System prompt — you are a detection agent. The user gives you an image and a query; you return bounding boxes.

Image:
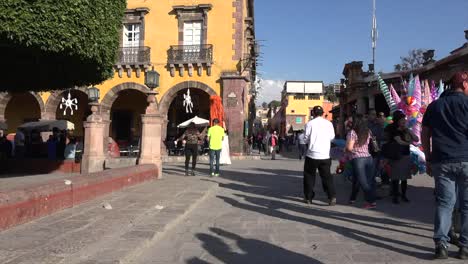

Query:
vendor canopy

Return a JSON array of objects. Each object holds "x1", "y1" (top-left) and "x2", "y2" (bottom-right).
[
  {"x1": 18, "y1": 120, "x2": 75, "y2": 132},
  {"x1": 177, "y1": 116, "x2": 210, "y2": 128}
]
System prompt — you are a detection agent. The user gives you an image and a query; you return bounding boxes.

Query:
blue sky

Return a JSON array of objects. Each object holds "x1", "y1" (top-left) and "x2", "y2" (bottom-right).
[{"x1": 255, "y1": 0, "x2": 468, "y2": 103}]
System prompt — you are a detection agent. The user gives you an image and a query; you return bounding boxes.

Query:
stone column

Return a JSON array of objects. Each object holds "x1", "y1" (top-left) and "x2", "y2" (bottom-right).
[
  {"x1": 160, "y1": 117, "x2": 168, "y2": 156},
  {"x1": 368, "y1": 94, "x2": 375, "y2": 110},
  {"x1": 138, "y1": 91, "x2": 163, "y2": 178},
  {"x1": 81, "y1": 102, "x2": 106, "y2": 174},
  {"x1": 221, "y1": 74, "x2": 249, "y2": 155},
  {"x1": 357, "y1": 97, "x2": 367, "y2": 115}
]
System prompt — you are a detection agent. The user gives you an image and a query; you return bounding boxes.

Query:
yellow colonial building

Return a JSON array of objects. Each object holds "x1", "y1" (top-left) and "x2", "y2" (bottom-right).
[
  {"x1": 0, "y1": 0, "x2": 257, "y2": 155},
  {"x1": 271, "y1": 81, "x2": 324, "y2": 136}
]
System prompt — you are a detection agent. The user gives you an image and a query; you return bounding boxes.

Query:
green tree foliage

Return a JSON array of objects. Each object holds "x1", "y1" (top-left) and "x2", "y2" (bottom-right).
[
  {"x1": 0, "y1": 0, "x2": 126, "y2": 91},
  {"x1": 324, "y1": 85, "x2": 338, "y2": 102}
]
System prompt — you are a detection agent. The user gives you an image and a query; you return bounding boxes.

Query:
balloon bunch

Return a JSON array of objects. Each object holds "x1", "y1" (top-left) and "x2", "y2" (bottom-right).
[{"x1": 379, "y1": 74, "x2": 445, "y2": 175}]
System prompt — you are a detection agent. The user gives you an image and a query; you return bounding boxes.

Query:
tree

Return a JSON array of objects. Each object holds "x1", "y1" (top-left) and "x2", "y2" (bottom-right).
[
  {"x1": 394, "y1": 49, "x2": 427, "y2": 71},
  {"x1": 268, "y1": 100, "x2": 281, "y2": 108},
  {"x1": 324, "y1": 85, "x2": 338, "y2": 103},
  {"x1": 0, "y1": 0, "x2": 126, "y2": 91},
  {"x1": 261, "y1": 102, "x2": 268, "y2": 109}
]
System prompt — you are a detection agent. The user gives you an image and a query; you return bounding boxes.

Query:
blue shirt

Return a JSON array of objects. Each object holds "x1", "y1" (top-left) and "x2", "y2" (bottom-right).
[{"x1": 422, "y1": 91, "x2": 468, "y2": 163}]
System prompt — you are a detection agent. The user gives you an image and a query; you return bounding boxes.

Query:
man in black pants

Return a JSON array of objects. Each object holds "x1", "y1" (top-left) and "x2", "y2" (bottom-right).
[
  {"x1": 303, "y1": 106, "x2": 336, "y2": 205},
  {"x1": 179, "y1": 122, "x2": 201, "y2": 176}
]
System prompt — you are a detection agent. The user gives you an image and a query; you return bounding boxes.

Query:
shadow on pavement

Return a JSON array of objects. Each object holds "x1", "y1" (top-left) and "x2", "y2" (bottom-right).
[
  {"x1": 217, "y1": 194, "x2": 433, "y2": 260},
  {"x1": 187, "y1": 228, "x2": 324, "y2": 264}
]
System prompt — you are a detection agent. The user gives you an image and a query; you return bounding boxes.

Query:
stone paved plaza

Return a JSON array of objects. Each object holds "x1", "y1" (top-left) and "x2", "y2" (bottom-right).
[
  {"x1": 134, "y1": 155, "x2": 464, "y2": 264},
  {"x1": 0, "y1": 153, "x2": 466, "y2": 264}
]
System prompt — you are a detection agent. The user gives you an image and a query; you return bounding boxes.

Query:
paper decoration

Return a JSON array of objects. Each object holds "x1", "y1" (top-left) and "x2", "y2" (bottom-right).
[
  {"x1": 377, "y1": 74, "x2": 397, "y2": 113},
  {"x1": 390, "y1": 84, "x2": 401, "y2": 105},
  {"x1": 59, "y1": 91, "x2": 78, "y2": 116},
  {"x1": 183, "y1": 89, "x2": 193, "y2": 114}
]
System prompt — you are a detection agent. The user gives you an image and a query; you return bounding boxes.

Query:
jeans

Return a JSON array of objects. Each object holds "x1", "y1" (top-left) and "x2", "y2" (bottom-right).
[
  {"x1": 303, "y1": 157, "x2": 336, "y2": 200},
  {"x1": 433, "y1": 162, "x2": 468, "y2": 248},
  {"x1": 349, "y1": 156, "x2": 376, "y2": 203},
  {"x1": 299, "y1": 144, "x2": 306, "y2": 159},
  {"x1": 209, "y1": 149, "x2": 221, "y2": 175}
]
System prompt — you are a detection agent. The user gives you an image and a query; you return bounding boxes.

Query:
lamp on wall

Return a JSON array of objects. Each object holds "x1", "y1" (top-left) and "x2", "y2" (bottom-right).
[
  {"x1": 145, "y1": 66, "x2": 160, "y2": 90},
  {"x1": 87, "y1": 87, "x2": 100, "y2": 102}
]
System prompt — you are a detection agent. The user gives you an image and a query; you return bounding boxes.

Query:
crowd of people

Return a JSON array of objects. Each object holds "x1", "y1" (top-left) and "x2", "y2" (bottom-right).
[
  {"x1": 0, "y1": 127, "x2": 82, "y2": 161},
  {"x1": 300, "y1": 71, "x2": 467, "y2": 260}
]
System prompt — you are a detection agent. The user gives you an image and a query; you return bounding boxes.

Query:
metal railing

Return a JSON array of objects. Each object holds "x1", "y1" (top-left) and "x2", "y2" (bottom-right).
[
  {"x1": 117, "y1": 46, "x2": 151, "y2": 65},
  {"x1": 168, "y1": 44, "x2": 213, "y2": 64}
]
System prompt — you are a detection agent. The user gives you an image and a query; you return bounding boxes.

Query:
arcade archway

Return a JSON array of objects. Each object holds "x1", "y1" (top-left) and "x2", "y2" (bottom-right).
[
  {"x1": 4, "y1": 92, "x2": 42, "y2": 133},
  {"x1": 54, "y1": 90, "x2": 90, "y2": 138},
  {"x1": 109, "y1": 89, "x2": 147, "y2": 145},
  {"x1": 166, "y1": 88, "x2": 211, "y2": 138}
]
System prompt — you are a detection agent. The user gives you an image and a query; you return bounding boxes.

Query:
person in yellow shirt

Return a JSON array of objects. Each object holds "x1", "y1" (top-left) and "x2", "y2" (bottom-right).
[{"x1": 207, "y1": 118, "x2": 224, "y2": 177}]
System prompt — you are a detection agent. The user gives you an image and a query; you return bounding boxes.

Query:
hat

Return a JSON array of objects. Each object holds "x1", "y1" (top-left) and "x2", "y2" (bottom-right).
[{"x1": 312, "y1": 105, "x2": 324, "y2": 116}]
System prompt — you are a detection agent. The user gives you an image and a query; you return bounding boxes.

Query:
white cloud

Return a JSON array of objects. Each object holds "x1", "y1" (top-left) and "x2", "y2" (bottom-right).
[{"x1": 256, "y1": 79, "x2": 284, "y2": 105}]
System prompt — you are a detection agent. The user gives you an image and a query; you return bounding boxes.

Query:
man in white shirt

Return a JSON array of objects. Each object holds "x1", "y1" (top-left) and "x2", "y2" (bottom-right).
[{"x1": 303, "y1": 106, "x2": 336, "y2": 205}]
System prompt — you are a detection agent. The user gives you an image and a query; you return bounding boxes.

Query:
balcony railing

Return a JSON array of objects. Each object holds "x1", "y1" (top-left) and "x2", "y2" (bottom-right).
[
  {"x1": 168, "y1": 44, "x2": 213, "y2": 65},
  {"x1": 116, "y1": 46, "x2": 151, "y2": 65}
]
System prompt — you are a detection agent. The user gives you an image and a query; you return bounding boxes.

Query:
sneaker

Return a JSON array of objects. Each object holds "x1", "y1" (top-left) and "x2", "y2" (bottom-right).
[
  {"x1": 458, "y1": 247, "x2": 468, "y2": 260},
  {"x1": 214, "y1": 173, "x2": 220, "y2": 177},
  {"x1": 185, "y1": 170, "x2": 189, "y2": 176},
  {"x1": 210, "y1": 173, "x2": 215, "y2": 177},
  {"x1": 191, "y1": 170, "x2": 196, "y2": 176},
  {"x1": 363, "y1": 203, "x2": 377, "y2": 209},
  {"x1": 329, "y1": 198, "x2": 337, "y2": 206},
  {"x1": 449, "y1": 231, "x2": 459, "y2": 246},
  {"x1": 434, "y1": 244, "x2": 448, "y2": 259}
]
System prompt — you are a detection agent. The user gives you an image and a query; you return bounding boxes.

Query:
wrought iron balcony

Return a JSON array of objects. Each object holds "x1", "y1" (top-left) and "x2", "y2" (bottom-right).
[
  {"x1": 116, "y1": 46, "x2": 151, "y2": 66},
  {"x1": 168, "y1": 44, "x2": 213, "y2": 65}
]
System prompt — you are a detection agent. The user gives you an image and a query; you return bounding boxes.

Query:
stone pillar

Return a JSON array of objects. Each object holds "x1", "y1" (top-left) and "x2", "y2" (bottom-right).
[
  {"x1": 221, "y1": 74, "x2": 249, "y2": 155},
  {"x1": 357, "y1": 97, "x2": 366, "y2": 115},
  {"x1": 160, "y1": 116, "x2": 168, "y2": 156},
  {"x1": 81, "y1": 102, "x2": 106, "y2": 173},
  {"x1": 138, "y1": 91, "x2": 163, "y2": 178},
  {"x1": 368, "y1": 94, "x2": 375, "y2": 110}
]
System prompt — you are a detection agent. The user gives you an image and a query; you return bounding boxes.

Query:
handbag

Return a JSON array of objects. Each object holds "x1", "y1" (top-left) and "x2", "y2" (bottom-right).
[{"x1": 368, "y1": 135, "x2": 380, "y2": 154}]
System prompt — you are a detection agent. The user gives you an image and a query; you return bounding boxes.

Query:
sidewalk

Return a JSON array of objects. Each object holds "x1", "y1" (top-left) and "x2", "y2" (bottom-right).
[{"x1": 0, "y1": 164, "x2": 217, "y2": 264}]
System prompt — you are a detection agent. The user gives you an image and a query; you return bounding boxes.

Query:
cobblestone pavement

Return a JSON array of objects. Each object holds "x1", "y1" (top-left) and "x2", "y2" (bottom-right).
[{"x1": 133, "y1": 154, "x2": 465, "y2": 264}]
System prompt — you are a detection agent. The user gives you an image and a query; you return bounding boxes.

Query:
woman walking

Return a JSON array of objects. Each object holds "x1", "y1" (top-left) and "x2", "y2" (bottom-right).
[
  {"x1": 384, "y1": 111, "x2": 419, "y2": 204},
  {"x1": 180, "y1": 122, "x2": 201, "y2": 176},
  {"x1": 346, "y1": 116, "x2": 377, "y2": 209}
]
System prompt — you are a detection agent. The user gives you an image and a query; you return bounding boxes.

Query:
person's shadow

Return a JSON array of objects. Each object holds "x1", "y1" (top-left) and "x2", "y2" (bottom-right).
[{"x1": 187, "y1": 227, "x2": 323, "y2": 264}]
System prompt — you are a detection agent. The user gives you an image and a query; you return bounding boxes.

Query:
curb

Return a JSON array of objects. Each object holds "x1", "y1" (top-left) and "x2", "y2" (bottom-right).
[{"x1": 0, "y1": 164, "x2": 157, "y2": 231}]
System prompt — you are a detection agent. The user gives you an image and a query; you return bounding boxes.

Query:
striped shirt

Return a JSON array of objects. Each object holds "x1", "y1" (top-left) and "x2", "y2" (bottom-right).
[{"x1": 346, "y1": 130, "x2": 371, "y2": 160}]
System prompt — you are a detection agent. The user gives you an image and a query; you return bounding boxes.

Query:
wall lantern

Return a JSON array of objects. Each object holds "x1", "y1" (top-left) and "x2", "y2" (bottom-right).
[
  {"x1": 145, "y1": 66, "x2": 160, "y2": 89},
  {"x1": 87, "y1": 87, "x2": 100, "y2": 102}
]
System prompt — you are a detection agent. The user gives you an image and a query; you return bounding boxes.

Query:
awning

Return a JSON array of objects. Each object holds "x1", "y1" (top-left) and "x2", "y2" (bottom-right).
[{"x1": 18, "y1": 120, "x2": 75, "y2": 132}]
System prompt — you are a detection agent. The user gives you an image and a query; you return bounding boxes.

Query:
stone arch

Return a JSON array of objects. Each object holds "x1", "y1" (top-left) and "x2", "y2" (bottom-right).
[
  {"x1": 101, "y1": 82, "x2": 151, "y2": 117},
  {"x1": 158, "y1": 81, "x2": 217, "y2": 117},
  {"x1": 0, "y1": 91, "x2": 45, "y2": 120},
  {"x1": 44, "y1": 87, "x2": 88, "y2": 120}
]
